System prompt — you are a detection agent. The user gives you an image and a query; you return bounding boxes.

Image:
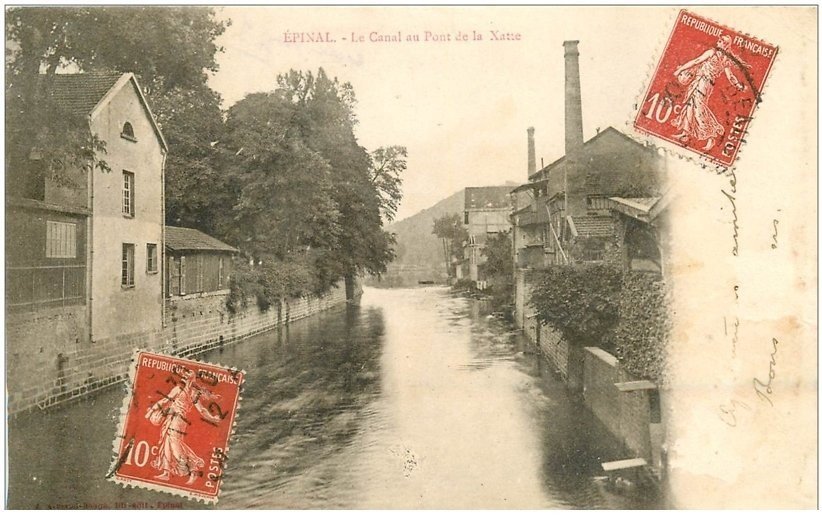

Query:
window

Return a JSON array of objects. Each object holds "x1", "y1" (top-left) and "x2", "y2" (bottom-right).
[
  {"x1": 123, "y1": 171, "x2": 135, "y2": 217},
  {"x1": 464, "y1": 211, "x2": 470, "y2": 225},
  {"x1": 122, "y1": 243, "x2": 135, "y2": 288},
  {"x1": 46, "y1": 221, "x2": 77, "y2": 258},
  {"x1": 121, "y1": 122, "x2": 136, "y2": 141},
  {"x1": 218, "y1": 256, "x2": 225, "y2": 288},
  {"x1": 146, "y1": 244, "x2": 158, "y2": 273}
]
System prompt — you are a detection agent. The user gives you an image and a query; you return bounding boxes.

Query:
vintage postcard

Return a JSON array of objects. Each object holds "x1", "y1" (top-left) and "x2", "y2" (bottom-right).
[{"x1": 3, "y1": 5, "x2": 817, "y2": 510}]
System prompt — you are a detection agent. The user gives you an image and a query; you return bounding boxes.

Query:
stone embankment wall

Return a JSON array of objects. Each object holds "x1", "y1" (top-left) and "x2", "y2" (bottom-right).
[
  {"x1": 582, "y1": 346, "x2": 656, "y2": 463},
  {"x1": 516, "y1": 269, "x2": 573, "y2": 382},
  {"x1": 7, "y1": 280, "x2": 358, "y2": 415},
  {"x1": 514, "y1": 268, "x2": 662, "y2": 472}
]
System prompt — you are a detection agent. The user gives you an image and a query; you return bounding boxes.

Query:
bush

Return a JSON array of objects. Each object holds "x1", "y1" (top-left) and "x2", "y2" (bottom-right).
[
  {"x1": 528, "y1": 264, "x2": 670, "y2": 384},
  {"x1": 226, "y1": 260, "x2": 263, "y2": 314},
  {"x1": 226, "y1": 253, "x2": 337, "y2": 315},
  {"x1": 257, "y1": 257, "x2": 315, "y2": 301},
  {"x1": 529, "y1": 264, "x2": 623, "y2": 345},
  {"x1": 612, "y1": 272, "x2": 670, "y2": 383},
  {"x1": 481, "y1": 231, "x2": 515, "y2": 312}
]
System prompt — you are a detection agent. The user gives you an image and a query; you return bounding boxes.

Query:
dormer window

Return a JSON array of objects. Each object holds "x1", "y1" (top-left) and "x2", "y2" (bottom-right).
[{"x1": 121, "y1": 122, "x2": 136, "y2": 142}]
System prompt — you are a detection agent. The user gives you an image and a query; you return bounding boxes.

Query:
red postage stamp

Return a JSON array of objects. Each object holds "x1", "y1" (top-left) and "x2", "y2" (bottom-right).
[
  {"x1": 109, "y1": 351, "x2": 245, "y2": 503},
  {"x1": 634, "y1": 10, "x2": 778, "y2": 167}
]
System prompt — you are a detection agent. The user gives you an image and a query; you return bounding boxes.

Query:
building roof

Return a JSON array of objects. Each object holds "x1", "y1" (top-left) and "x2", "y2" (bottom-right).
[
  {"x1": 527, "y1": 127, "x2": 649, "y2": 182},
  {"x1": 41, "y1": 72, "x2": 168, "y2": 151},
  {"x1": 609, "y1": 196, "x2": 659, "y2": 212},
  {"x1": 6, "y1": 196, "x2": 91, "y2": 217},
  {"x1": 165, "y1": 226, "x2": 238, "y2": 253},
  {"x1": 44, "y1": 72, "x2": 125, "y2": 116},
  {"x1": 511, "y1": 180, "x2": 548, "y2": 193},
  {"x1": 465, "y1": 186, "x2": 515, "y2": 210},
  {"x1": 567, "y1": 215, "x2": 615, "y2": 237},
  {"x1": 608, "y1": 194, "x2": 673, "y2": 223}
]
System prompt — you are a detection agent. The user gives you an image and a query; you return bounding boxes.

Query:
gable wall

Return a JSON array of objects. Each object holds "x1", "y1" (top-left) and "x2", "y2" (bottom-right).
[{"x1": 89, "y1": 81, "x2": 164, "y2": 340}]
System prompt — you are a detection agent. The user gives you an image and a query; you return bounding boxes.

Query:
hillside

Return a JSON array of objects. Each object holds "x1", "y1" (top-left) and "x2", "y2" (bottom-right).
[
  {"x1": 386, "y1": 189, "x2": 465, "y2": 270},
  {"x1": 385, "y1": 182, "x2": 519, "y2": 271}
]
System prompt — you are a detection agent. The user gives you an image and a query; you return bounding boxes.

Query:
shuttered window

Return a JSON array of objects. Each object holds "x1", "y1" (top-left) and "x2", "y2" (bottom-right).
[{"x1": 46, "y1": 221, "x2": 77, "y2": 258}]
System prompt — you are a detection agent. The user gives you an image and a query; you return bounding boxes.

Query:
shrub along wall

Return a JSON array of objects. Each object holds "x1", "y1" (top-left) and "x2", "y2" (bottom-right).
[
  {"x1": 528, "y1": 265, "x2": 669, "y2": 384},
  {"x1": 528, "y1": 264, "x2": 623, "y2": 346},
  {"x1": 612, "y1": 271, "x2": 670, "y2": 383}
]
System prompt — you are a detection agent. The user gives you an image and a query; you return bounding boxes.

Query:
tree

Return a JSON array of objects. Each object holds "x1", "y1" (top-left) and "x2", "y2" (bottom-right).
[
  {"x1": 274, "y1": 69, "x2": 402, "y2": 283},
  {"x1": 5, "y1": 7, "x2": 227, "y2": 90},
  {"x1": 432, "y1": 213, "x2": 468, "y2": 278},
  {"x1": 222, "y1": 91, "x2": 342, "y2": 261},
  {"x1": 222, "y1": 69, "x2": 406, "y2": 298},
  {"x1": 5, "y1": 82, "x2": 110, "y2": 192},
  {"x1": 153, "y1": 84, "x2": 234, "y2": 234},
  {"x1": 5, "y1": 6, "x2": 229, "y2": 193},
  {"x1": 481, "y1": 231, "x2": 514, "y2": 310},
  {"x1": 370, "y1": 145, "x2": 407, "y2": 223}
]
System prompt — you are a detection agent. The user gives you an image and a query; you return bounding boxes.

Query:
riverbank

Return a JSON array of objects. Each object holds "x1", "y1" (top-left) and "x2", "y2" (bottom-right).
[
  {"x1": 7, "y1": 286, "x2": 662, "y2": 509},
  {"x1": 514, "y1": 269, "x2": 667, "y2": 486},
  {"x1": 6, "y1": 279, "x2": 361, "y2": 415}
]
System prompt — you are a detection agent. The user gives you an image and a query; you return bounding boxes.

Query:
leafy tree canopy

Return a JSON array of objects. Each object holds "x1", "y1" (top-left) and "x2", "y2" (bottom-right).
[
  {"x1": 223, "y1": 90, "x2": 342, "y2": 260},
  {"x1": 480, "y1": 231, "x2": 515, "y2": 311},
  {"x1": 273, "y1": 69, "x2": 399, "y2": 279},
  {"x1": 223, "y1": 69, "x2": 406, "y2": 295},
  {"x1": 5, "y1": 6, "x2": 228, "y2": 192},
  {"x1": 370, "y1": 145, "x2": 407, "y2": 223},
  {"x1": 432, "y1": 213, "x2": 468, "y2": 259},
  {"x1": 6, "y1": 6, "x2": 227, "y2": 90},
  {"x1": 432, "y1": 213, "x2": 468, "y2": 278}
]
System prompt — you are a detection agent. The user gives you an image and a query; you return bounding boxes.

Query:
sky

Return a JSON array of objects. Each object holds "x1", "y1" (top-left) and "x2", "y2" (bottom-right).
[{"x1": 205, "y1": 6, "x2": 767, "y2": 222}]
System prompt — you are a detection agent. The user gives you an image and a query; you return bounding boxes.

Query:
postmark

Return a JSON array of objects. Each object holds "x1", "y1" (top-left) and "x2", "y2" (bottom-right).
[
  {"x1": 634, "y1": 10, "x2": 778, "y2": 167},
  {"x1": 109, "y1": 351, "x2": 245, "y2": 503}
]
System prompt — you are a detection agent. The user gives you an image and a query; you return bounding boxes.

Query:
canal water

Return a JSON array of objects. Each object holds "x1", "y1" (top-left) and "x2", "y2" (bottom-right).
[{"x1": 7, "y1": 286, "x2": 660, "y2": 509}]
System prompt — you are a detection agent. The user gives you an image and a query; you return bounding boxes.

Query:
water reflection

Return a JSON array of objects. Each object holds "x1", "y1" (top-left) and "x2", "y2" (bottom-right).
[{"x1": 7, "y1": 286, "x2": 659, "y2": 509}]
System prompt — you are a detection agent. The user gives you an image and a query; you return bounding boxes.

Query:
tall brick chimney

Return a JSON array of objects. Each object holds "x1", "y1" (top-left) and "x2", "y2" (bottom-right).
[
  {"x1": 527, "y1": 127, "x2": 536, "y2": 176},
  {"x1": 564, "y1": 40, "x2": 586, "y2": 216}
]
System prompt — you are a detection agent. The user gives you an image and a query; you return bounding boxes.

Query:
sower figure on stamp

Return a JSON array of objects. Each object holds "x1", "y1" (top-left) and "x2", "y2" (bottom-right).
[
  {"x1": 671, "y1": 34, "x2": 748, "y2": 152},
  {"x1": 145, "y1": 368, "x2": 222, "y2": 485}
]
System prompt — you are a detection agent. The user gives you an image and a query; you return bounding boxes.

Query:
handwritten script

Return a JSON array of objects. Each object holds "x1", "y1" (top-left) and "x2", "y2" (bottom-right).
[
  {"x1": 718, "y1": 334, "x2": 779, "y2": 426},
  {"x1": 720, "y1": 169, "x2": 739, "y2": 256},
  {"x1": 753, "y1": 337, "x2": 779, "y2": 406},
  {"x1": 771, "y1": 218, "x2": 779, "y2": 249}
]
